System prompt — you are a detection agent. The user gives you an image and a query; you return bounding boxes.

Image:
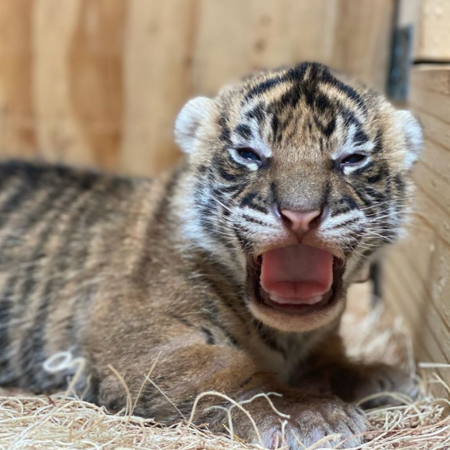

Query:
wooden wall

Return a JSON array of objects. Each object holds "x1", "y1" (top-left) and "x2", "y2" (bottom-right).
[
  {"x1": 383, "y1": 0, "x2": 450, "y2": 387},
  {"x1": 384, "y1": 66, "x2": 450, "y2": 385},
  {"x1": 415, "y1": 0, "x2": 450, "y2": 61},
  {"x1": 0, "y1": 0, "x2": 394, "y2": 176}
]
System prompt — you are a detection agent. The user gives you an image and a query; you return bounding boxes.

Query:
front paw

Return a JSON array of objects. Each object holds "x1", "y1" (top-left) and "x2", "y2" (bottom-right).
[
  {"x1": 232, "y1": 395, "x2": 366, "y2": 449},
  {"x1": 331, "y1": 363, "x2": 418, "y2": 409}
]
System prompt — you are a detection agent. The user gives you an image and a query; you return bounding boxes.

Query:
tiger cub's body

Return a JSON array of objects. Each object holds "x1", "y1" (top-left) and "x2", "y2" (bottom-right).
[{"x1": 0, "y1": 63, "x2": 421, "y2": 449}]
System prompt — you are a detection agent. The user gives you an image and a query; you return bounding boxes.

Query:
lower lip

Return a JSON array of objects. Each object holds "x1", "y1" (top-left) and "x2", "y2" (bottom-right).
[{"x1": 259, "y1": 288, "x2": 336, "y2": 315}]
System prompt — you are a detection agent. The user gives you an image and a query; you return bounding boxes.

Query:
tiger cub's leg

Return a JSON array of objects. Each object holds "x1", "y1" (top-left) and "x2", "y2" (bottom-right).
[
  {"x1": 89, "y1": 330, "x2": 366, "y2": 449},
  {"x1": 300, "y1": 336, "x2": 418, "y2": 409},
  {"x1": 329, "y1": 361, "x2": 418, "y2": 409}
]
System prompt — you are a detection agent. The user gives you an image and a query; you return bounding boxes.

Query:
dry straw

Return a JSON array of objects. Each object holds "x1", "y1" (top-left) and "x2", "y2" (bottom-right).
[{"x1": 1, "y1": 303, "x2": 449, "y2": 450}]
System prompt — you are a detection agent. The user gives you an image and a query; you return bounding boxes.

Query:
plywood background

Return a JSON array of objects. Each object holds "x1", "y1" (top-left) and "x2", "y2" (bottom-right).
[
  {"x1": 0, "y1": 0, "x2": 394, "y2": 176},
  {"x1": 384, "y1": 66, "x2": 450, "y2": 386},
  {"x1": 415, "y1": 0, "x2": 450, "y2": 61}
]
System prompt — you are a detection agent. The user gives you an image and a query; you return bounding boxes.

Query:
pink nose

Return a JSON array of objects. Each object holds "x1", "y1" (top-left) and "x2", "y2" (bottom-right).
[{"x1": 281, "y1": 209, "x2": 322, "y2": 236}]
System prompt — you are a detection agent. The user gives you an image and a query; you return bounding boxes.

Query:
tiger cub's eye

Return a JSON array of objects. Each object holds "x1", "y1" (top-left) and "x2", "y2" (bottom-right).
[
  {"x1": 340, "y1": 153, "x2": 367, "y2": 166},
  {"x1": 236, "y1": 147, "x2": 261, "y2": 162}
]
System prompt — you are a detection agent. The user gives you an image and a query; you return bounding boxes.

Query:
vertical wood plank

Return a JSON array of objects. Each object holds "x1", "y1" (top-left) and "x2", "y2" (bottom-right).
[
  {"x1": 68, "y1": 0, "x2": 127, "y2": 171},
  {"x1": 331, "y1": 0, "x2": 395, "y2": 90},
  {"x1": 120, "y1": 0, "x2": 196, "y2": 176},
  {"x1": 192, "y1": 0, "x2": 337, "y2": 95},
  {"x1": 415, "y1": 0, "x2": 450, "y2": 61},
  {"x1": 0, "y1": 0, "x2": 37, "y2": 157},
  {"x1": 33, "y1": 0, "x2": 92, "y2": 165}
]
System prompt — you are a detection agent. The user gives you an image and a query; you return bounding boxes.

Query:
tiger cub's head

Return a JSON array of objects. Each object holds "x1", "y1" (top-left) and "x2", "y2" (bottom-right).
[{"x1": 175, "y1": 62, "x2": 422, "y2": 333}]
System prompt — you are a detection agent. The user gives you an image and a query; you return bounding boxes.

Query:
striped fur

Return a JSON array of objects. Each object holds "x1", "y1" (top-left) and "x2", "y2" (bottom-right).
[{"x1": 0, "y1": 63, "x2": 422, "y2": 449}]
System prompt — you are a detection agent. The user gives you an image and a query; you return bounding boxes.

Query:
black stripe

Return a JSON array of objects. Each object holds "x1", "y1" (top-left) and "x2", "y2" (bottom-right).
[
  {"x1": 169, "y1": 314, "x2": 195, "y2": 328},
  {"x1": 373, "y1": 129, "x2": 383, "y2": 154},
  {"x1": 314, "y1": 115, "x2": 336, "y2": 137},
  {"x1": 200, "y1": 326, "x2": 215, "y2": 345},
  {"x1": 245, "y1": 103, "x2": 266, "y2": 122},
  {"x1": 350, "y1": 160, "x2": 376, "y2": 176},
  {"x1": 327, "y1": 216, "x2": 361, "y2": 232},
  {"x1": 0, "y1": 187, "x2": 64, "y2": 258},
  {"x1": 218, "y1": 117, "x2": 231, "y2": 144},
  {"x1": 0, "y1": 182, "x2": 34, "y2": 230},
  {"x1": 332, "y1": 207, "x2": 351, "y2": 216},
  {"x1": 338, "y1": 196, "x2": 359, "y2": 211},
  {"x1": 353, "y1": 130, "x2": 369, "y2": 146},
  {"x1": 240, "y1": 192, "x2": 269, "y2": 214},
  {"x1": 242, "y1": 214, "x2": 271, "y2": 228},
  {"x1": 201, "y1": 298, "x2": 239, "y2": 348},
  {"x1": 367, "y1": 164, "x2": 388, "y2": 184},
  {"x1": 244, "y1": 76, "x2": 284, "y2": 101},
  {"x1": 2, "y1": 186, "x2": 79, "y2": 384},
  {"x1": 64, "y1": 180, "x2": 122, "y2": 352},
  {"x1": 364, "y1": 186, "x2": 386, "y2": 203},
  {"x1": 249, "y1": 203, "x2": 268, "y2": 214},
  {"x1": 393, "y1": 174, "x2": 406, "y2": 194},
  {"x1": 15, "y1": 187, "x2": 80, "y2": 309},
  {"x1": 320, "y1": 67, "x2": 368, "y2": 115},
  {"x1": 234, "y1": 124, "x2": 253, "y2": 140},
  {"x1": 254, "y1": 321, "x2": 287, "y2": 359},
  {"x1": 233, "y1": 224, "x2": 254, "y2": 254},
  {"x1": 271, "y1": 115, "x2": 280, "y2": 142},
  {"x1": 199, "y1": 259, "x2": 248, "y2": 324},
  {"x1": 221, "y1": 182, "x2": 246, "y2": 194},
  {"x1": 217, "y1": 165, "x2": 238, "y2": 182},
  {"x1": 279, "y1": 85, "x2": 302, "y2": 108},
  {"x1": 240, "y1": 192, "x2": 257, "y2": 208},
  {"x1": 284, "y1": 62, "x2": 309, "y2": 84},
  {"x1": 0, "y1": 274, "x2": 20, "y2": 383},
  {"x1": 314, "y1": 92, "x2": 331, "y2": 112},
  {"x1": 18, "y1": 179, "x2": 98, "y2": 384},
  {"x1": 229, "y1": 183, "x2": 248, "y2": 200},
  {"x1": 339, "y1": 107, "x2": 361, "y2": 128},
  {"x1": 350, "y1": 185, "x2": 373, "y2": 207}
]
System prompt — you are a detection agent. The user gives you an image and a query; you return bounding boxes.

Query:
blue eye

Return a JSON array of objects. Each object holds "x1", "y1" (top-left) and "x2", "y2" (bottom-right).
[
  {"x1": 236, "y1": 147, "x2": 261, "y2": 162},
  {"x1": 341, "y1": 153, "x2": 366, "y2": 165}
]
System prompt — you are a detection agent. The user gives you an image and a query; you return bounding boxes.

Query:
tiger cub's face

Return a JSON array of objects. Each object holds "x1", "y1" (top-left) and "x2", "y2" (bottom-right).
[{"x1": 175, "y1": 63, "x2": 422, "y2": 333}]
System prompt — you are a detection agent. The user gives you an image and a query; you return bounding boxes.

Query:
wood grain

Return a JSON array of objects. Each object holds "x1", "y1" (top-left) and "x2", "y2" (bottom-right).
[
  {"x1": 0, "y1": 0, "x2": 37, "y2": 157},
  {"x1": 0, "y1": 0, "x2": 395, "y2": 176},
  {"x1": 415, "y1": 0, "x2": 450, "y2": 61},
  {"x1": 384, "y1": 67, "x2": 450, "y2": 386},
  {"x1": 68, "y1": 0, "x2": 127, "y2": 171},
  {"x1": 330, "y1": 0, "x2": 394, "y2": 92}
]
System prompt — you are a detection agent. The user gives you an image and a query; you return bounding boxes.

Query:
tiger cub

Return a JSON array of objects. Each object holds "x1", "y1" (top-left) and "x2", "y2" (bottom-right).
[{"x1": 0, "y1": 62, "x2": 421, "y2": 448}]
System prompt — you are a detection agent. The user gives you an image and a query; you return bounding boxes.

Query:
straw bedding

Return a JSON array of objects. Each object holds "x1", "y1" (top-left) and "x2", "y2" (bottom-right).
[{"x1": 1, "y1": 288, "x2": 449, "y2": 449}]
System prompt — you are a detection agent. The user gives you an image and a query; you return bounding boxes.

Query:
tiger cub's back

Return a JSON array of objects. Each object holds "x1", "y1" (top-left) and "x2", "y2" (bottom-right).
[{"x1": 0, "y1": 161, "x2": 151, "y2": 391}]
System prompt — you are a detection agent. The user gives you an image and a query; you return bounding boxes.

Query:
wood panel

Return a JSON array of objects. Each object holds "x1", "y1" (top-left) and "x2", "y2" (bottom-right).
[
  {"x1": 0, "y1": 0, "x2": 394, "y2": 176},
  {"x1": 329, "y1": 0, "x2": 394, "y2": 93},
  {"x1": 415, "y1": 0, "x2": 450, "y2": 61},
  {"x1": 384, "y1": 67, "x2": 450, "y2": 387},
  {"x1": 0, "y1": 0, "x2": 37, "y2": 157},
  {"x1": 397, "y1": 0, "x2": 450, "y2": 62}
]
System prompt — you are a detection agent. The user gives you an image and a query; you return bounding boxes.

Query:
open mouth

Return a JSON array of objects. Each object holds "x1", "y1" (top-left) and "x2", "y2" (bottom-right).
[{"x1": 248, "y1": 244, "x2": 345, "y2": 317}]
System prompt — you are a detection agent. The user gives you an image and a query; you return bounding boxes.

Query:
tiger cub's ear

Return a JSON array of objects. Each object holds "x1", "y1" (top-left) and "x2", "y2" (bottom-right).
[
  {"x1": 396, "y1": 110, "x2": 423, "y2": 170},
  {"x1": 175, "y1": 97, "x2": 216, "y2": 154}
]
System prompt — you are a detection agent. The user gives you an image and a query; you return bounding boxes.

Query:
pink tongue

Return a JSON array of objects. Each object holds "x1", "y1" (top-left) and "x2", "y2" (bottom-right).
[{"x1": 261, "y1": 244, "x2": 333, "y2": 304}]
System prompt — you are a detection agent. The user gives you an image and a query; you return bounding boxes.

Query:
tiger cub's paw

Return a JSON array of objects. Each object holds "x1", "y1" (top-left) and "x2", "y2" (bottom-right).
[{"x1": 232, "y1": 395, "x2": 366, "y2": 449}]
